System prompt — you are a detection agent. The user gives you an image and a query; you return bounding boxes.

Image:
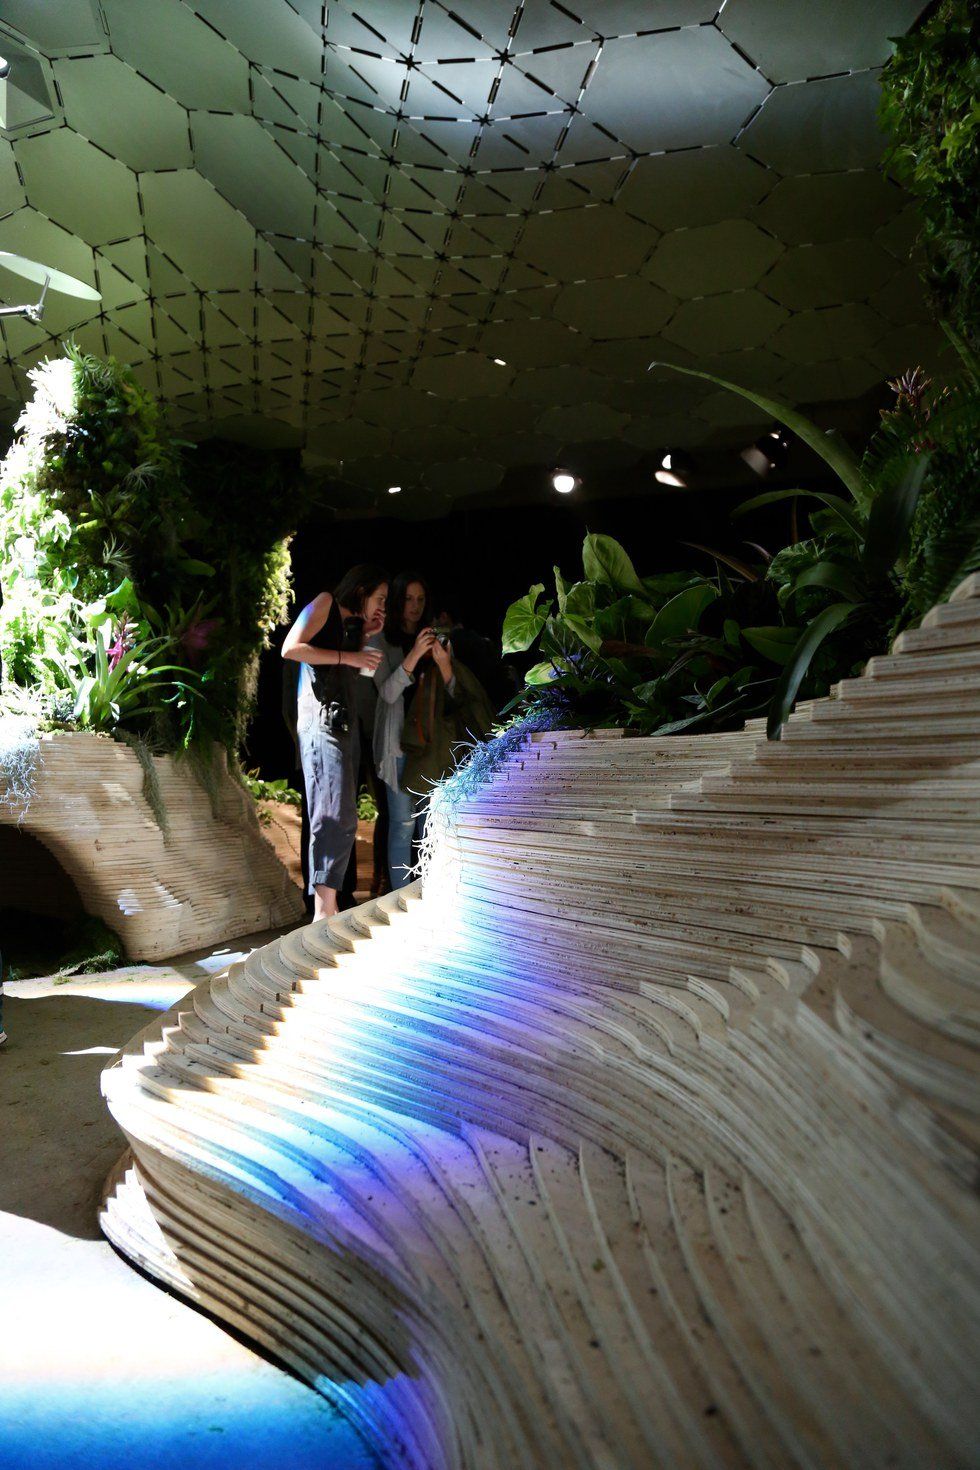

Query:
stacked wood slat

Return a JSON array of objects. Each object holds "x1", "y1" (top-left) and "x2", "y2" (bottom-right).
[
  {"x1": 1, "y1": 734, "x2": 304, "y2": 958},
  {"x1": 101, "y1": 575, "x2": 980, "y2": 1468}
]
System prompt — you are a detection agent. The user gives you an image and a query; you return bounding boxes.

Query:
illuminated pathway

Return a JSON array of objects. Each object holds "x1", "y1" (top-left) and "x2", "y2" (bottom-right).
[
  {"x1": 102, "y1": 576, "x2": 980, "y2": 1469},
  {"x1": 2, "y1": 963, "x2": 377, "y2": 1469}
]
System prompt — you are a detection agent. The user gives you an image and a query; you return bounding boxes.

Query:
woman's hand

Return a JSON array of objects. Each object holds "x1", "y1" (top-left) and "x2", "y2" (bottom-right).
[
  {"x1": 404, "y1": 627, "x2": 435, "y2": 672},
  {"x1": 431, "y1": 634, "x2": 453, "y2": 679},
  {"x1": 346, "y1": 647, "x2": 382, "y2": 674}
]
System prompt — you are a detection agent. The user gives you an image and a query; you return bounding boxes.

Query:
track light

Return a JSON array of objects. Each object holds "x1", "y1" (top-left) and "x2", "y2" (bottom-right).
[
  {"x1": 741, "y1": 428, "x2": 789, "y2": 478},
  {"x1": 654, "y1": 450, "x2": 693, "y2": 488},
  {"x1": 551, "y1": 469, "x2": 577, "y2": 494},
  {"x1": 0, "y1": 58, "x2": 9, "y2": 81}
]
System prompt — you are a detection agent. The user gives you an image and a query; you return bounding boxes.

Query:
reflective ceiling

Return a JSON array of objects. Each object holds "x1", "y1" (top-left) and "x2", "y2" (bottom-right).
[{"x1": 0, "y1": 1, "x2": 937, "y2": 514}]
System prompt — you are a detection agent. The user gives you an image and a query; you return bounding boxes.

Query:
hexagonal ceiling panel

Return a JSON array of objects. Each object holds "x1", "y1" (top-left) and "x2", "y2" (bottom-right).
[{"x1": 0, "y1": 0, "x2": 937, "y2": 512}]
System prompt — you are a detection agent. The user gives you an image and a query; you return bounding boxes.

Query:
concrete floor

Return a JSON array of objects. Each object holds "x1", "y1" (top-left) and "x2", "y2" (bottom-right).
[{"x1": 1, "y1": 936, "x2": 379, "y2": 1470}]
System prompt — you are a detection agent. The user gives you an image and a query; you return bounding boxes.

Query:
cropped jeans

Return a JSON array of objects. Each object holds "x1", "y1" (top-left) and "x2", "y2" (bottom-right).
[{"x1": 385, "y1": 755, "x2": 418, "y2": 889}]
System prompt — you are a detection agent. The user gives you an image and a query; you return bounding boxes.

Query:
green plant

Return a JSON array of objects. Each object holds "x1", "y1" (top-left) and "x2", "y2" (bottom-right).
[
  {"x1": 1, "y1": 350, "x2": 307, "y2": 769},
  {"x1": 504, "y1": 533, "x2": 793, "y2": 736},
  {"x1": 357, "y1": 786, "x2": 379, "y2": 822},
  {"x1": 880, "y1": 0, "x2": 980, "y2": 350},
  {"x1": 243, "y1": 768, "x2": 301, "y2": 807}
]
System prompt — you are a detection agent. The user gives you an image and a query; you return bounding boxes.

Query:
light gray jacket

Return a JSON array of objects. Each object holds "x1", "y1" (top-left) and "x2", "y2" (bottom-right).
[
  {"x1": 371, "y1": 636, "x2": 412, "y2": 789},
  {"x1": 371, "y1": 635, "x2": 456, "y2": 790}
]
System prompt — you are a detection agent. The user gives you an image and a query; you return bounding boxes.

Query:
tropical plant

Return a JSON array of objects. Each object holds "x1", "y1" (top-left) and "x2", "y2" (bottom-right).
[
  {"x1": 504, "y1": 533, "x2": 795, "y2": 736},
  {"x1": 0, "y1": 349, "x2": 307, "y2": 766},
  {"x1": 243, "y1": 769, "x2": 301, "y2": 807},
  {"x1": 880, "y1": 0, "x2": 980, "y2": 351},
  {"x1": 507, "y1": 348, "x2": 979, "y2": 740}
]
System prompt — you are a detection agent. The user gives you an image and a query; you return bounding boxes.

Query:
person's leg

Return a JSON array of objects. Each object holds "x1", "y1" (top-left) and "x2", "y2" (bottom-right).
[
  {"x1": 386, "y1": 758, "x2": 417, "y2": 889},
  {"x1": 312, "y1": 882, "x2": 339, "y2": 920},
  {"x1": 305, "y1": 726, "x2": 359, "y2": 921}
]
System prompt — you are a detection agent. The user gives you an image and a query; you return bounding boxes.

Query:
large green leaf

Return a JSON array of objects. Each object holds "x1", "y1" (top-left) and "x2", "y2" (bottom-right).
[
  {"x1": 791, "y1": 559, "x2": 865, "y2": 603},
  {"x1": 734, "y1": 487, "x2": 866, "y2": 539},
  {"x1": 767, "y1": 601, "x2": 858, "y2": 739},
  {"x1": 582, "y1": 533, "x2": 644, "y2": 591},
  {"x1": 502, "y1": 583, "x2": 550, "y2": 653},
  {"x1": 651, "y1": 362, "x2": 874, "y2": 511},
  {"x1": 742, "y1": 625, "x2": 802, "y2": 665},
  {"x1": 644, "y1": 583, "x2": 718, "y2": 648},
  {"x1": 560, "y1": 612, "x2": 603, "y2": 653},
  {"x1": 863, "y1": 453, "x2": 931, "y2": 579},
  {"x1": 524, "y1": 660, "x2": 558, "y2": 685}
]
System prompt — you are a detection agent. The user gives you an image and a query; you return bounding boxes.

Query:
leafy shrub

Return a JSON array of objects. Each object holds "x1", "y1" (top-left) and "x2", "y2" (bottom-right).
[
  {"x1": 505, "y1": 355, "x2": 980, "y2": 740},
  {"x1": 0, "y1": 348, "x2": 306, "y2": 765},
  {"x1": 880, "y1": 0, "x2": 980, "y2": 350}
]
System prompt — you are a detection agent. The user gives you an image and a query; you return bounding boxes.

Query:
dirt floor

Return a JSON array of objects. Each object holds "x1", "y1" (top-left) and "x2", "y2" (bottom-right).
[
  {"x1": 259, "y1": 801, "x2": 381, "y2": 901},
  {"x1": 0, "y1": 934, "x2": 378, "y2": 1470}
]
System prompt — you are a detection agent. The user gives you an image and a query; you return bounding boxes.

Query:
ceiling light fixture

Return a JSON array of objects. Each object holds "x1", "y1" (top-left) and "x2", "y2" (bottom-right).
[
  {"x1": 0, "y1": 249, "x2": 101, "y2": 322},
  {"x1": 492, "y1": 357, "x2": 507, "y2": 366},
  {"x1": 654, "y1": 450, "x2": 693, "y2": 488},
  {"x1": 741, "y1": 427, "x2": 790, "y2": 478},
  {"x1": 0, "y1": 58, "x2": 9, "y2": 81},
  {"x1": 551, "y1": 469, "x2": 577, "y2": 494},
  {"x1": 387, "y1": 485, "x2": 401, "y2": 495}
]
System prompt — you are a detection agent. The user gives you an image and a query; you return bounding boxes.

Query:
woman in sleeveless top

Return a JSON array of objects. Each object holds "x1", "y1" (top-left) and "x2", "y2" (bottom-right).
[{"x1": 282, "y1": 564, "x2": 388, "y2": 919}]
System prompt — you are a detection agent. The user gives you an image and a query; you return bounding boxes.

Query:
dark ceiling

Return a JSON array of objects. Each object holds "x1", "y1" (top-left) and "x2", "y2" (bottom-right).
[{"x1": 0, "y1": 0, "x2": 941, "y2": 516}]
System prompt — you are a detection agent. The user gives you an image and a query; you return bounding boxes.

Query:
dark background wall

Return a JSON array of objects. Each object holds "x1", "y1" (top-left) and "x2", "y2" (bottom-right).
[{"x1": 246, "y1": 477, "x2": 797, "y2": 781}]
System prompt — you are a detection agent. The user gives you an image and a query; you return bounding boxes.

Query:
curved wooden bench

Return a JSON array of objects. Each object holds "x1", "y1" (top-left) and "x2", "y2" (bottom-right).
[{"x1": 102, "y1": 575, "x2": 980, "y2": 1467}]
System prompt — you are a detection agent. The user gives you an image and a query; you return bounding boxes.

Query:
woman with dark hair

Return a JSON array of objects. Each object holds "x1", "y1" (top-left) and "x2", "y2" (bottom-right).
[
  {"x1": 282, "y1": 563, "x2": 388, "y2": 919},
  {"x1": 371, "y1": 571, "x2": 449, "y2": 888}
]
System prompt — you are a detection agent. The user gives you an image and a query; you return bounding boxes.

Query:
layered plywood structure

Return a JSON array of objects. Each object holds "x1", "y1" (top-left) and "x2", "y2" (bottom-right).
[
  {"x1": 1, "y1": 733, "x2": 304, "y2": 958},
  {"x1": 102, "y1": 577, "x2": 980, "y2": 1468}
]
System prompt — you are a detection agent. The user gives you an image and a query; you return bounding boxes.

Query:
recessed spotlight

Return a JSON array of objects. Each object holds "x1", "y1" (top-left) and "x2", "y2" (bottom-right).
[
  {"x1": 741, "y1": 428, "x2": 789, "y2": 478},
  {"x1": 551, "y1": 469, "x2": 577, "y2": 494},
  {"x1": 654, "y1": 450, "x2": 693, "y2": 488},
  {"x1": 387, "y1": 485, "x2": 401, "y2": 495},
  {"x1": 492, "y1": 357, "x2": 507, "y2": 366}
]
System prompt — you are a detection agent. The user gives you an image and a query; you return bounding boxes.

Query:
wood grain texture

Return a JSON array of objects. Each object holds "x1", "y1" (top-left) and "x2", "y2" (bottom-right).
[
  {"x1": 2, "y1": 734, "x2": 304, "y2": 958},
  {"x1": 101, "y1": 576, "x2": 980, "y2": 1468}
]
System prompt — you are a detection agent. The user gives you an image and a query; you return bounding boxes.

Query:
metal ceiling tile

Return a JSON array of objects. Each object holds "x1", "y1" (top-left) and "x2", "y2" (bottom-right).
[
  {"x1": 0, "y1": 138, "x2": 26, "y2": 213},
  {"x1": 618, "y1": 146, "x2": 774, "y2": 230},
  {"x1": 763, "y1": 238, "x2": 899, "y2": 310},
  {"x1": 738, "y1": 71, "x2": 887, "y2": 175},
  {"x1": 719, "y1": 1, "x2": 928, "y2": 84},
  {"x1": 100, "y1": 0, "x2": 250, "y2": 112},
  {"x1": 412, "y1": 350, "x2": 514, "y2": 397},
  {"x1": 583, "y1": 28, "x2": 770, "y2": 152},
  {"x1": 194, "y1": 0, "x2": 326, "y2": 84},
  {"x1": 771, "y1": 303, "x2": 887, "y2": 363},
  {"x1": 140, "y1": 171, "x2": 258, "y2": 291},
  {"x1": 481, "y1": 316, "x2": 590, "y2": 368},
  {"x1": 0, "y1": 204, "x2": 97, "y2": 295},
  {"x1": 553, "y1": 277, "x2": 675, "y2": 338},
  {"x1": 662, "y1": 290, "x2": 789, "y2": 353},
  {"x1": 53, "y1": 56, "x2": 192, "y2": 172},
  {"x1": 869, "y1": 264, "x2": 931, "y2": 324},
  {"x1": 192, "y1": 112, "x2": 319, "y2": 239},
  {"x1": 778, "y1": 356, "x2": 885, "y2": 402},
  {"x1": 753, "y1": 169, "x2": 906, "y2": 245},
  {"x1": 536, "y1": 399, "x2": 628, "y2": 440},
  {"x1": 645, "y1": 220, "x2": 783, "y2": 297},
  {"x1": 14, "y1": 129, "x2": 140, "y2": 246},
  {"x1": 0, "y1": 0, "x2": 107, "y2": 55},
  {"x1": 422, "y1": 457, "x2": 504, "y2": 495},
  {"x1": 516, "y1": 203, "x2": 656, "y2": 278},
  {"x1": 512, "y1": 364, "x2": 617, "y2": 404}
]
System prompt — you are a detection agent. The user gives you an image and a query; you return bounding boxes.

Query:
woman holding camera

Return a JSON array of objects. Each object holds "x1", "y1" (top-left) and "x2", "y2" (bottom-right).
[
  {"x1": 372, "y1": 572, "x2": 454, "y2": 888},
  {"x1": 282, "y1": 563, "x2": 388, "y2": 920}
]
